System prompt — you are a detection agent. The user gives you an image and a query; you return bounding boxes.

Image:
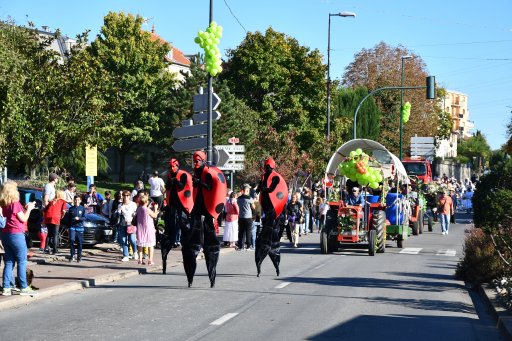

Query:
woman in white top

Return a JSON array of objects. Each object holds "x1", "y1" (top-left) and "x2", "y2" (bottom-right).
[{"x1": 117, "y1": 190, "x2": 138, "y2": 262}]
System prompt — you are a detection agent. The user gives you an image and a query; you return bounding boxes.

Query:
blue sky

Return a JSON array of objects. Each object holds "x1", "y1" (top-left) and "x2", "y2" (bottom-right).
[{"x1": 2, "y1": 0, "x2": 511, "y2": 150}]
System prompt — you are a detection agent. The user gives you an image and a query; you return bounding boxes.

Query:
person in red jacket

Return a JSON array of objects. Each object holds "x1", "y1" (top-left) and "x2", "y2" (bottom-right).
[{"x1": 43, "y1": 191, "x2": 68, "y2": 254}]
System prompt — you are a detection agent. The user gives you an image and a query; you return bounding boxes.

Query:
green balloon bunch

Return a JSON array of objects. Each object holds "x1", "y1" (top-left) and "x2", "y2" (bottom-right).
[
  {"x1": 194, "y1": 21, "x2": 223, "y2": 77},
  {"x1": 401, "y1": 101, "x2": 411, "y2": 123},
  {"x1": 338, "y1": 148, "x2": 383, "y2": 189}
]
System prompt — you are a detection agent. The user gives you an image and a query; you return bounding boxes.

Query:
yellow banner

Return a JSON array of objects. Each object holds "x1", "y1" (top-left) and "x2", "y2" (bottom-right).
[{"x1": 85, "y1": 145, "x2": 97, "y2": 177}]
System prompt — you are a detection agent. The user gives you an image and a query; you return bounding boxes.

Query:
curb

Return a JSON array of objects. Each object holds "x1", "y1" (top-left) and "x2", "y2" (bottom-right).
[{"x1": 478, "y1": 284, "x2": 512, "y2": 340}]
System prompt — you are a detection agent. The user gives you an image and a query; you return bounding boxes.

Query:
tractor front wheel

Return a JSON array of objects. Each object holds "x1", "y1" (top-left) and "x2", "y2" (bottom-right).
[
  {"x1": 368, "y1": 229, "x2": 376, "y2": 256},
  {"x1": 397, "y1": 234, "x2": 403, "y2": 248},
  {"x1": 372, "y1": 210, "x2": 386, "y2": 253},
  {"x1": 320, "y1": 230, "x2": 329, "y2": 254},
  {"x1": 419, "y1": 211, "x2": 424, "y2": 234},
  {"x1": 427, "y1": 214, "x2": 433, "y2": 232}
]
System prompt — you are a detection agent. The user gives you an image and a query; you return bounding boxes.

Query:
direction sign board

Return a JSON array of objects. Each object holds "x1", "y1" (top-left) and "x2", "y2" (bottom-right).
[
  {"x1": 172, "y1": 137, "x2": 207, "y2": 152},
  {"x1": 172, "y1": 124, "x2": 207, "y2": 139},
  {"x1": 193, "y1": 92, "x2": 221, "y2": 112},
  {"x1": 219, "y1": 163, "x2": 245, "y2": 171},
  {"x1": 215, "y1": 145, "x2": 245, "y2": 153},
  {"x1": 229, "y1": 154, "x2": 245, "y2": 162},
  {"x1": 192, "y1": 111, "x2": 221, "y2": 123}
]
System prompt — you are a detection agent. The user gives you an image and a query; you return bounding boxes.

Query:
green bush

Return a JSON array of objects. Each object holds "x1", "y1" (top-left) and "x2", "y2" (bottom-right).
[
  {"x1": 474, "y1": 188, "x2": 512, "y2": 232},
  {"x1": 456, "y1": 228, "x2": 506, "y2": 284}
]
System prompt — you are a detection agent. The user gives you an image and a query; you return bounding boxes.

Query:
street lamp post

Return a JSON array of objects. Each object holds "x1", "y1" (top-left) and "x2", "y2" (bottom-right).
[
  {"x1": 399, "y1": 55, "x2": 412, "y2": 160},
  {"x1": 327, "y1": 11, "x2": 356, "y2": 140}
]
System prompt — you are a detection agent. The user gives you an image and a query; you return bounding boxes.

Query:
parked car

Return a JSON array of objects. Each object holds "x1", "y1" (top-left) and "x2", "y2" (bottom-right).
[{"x1": 18, "y1": 187, "x2": 113, "y2": 247}]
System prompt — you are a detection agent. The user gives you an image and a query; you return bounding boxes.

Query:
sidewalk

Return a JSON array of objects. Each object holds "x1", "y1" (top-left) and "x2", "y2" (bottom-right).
[{"x1": 0, "y1": 243, "x2": 235, "y2": 311}]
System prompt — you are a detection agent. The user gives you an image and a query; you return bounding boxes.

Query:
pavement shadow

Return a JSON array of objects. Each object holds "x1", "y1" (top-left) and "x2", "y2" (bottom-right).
[
  {"x1": 280, "y1": 243, "x2": 320, "y2": 255},
  {"x1": 387, "y1": 271, "x2": 455, "y2": 281},
  {"x1": 365, "y1": 296, "x2": 474, "y2": 314},
  {"x1": 283, "y1": 276, "x2": 463, "y2": 292},
  {"x1": 307, "y1": 314, "x2": 493, "y2": 341}
]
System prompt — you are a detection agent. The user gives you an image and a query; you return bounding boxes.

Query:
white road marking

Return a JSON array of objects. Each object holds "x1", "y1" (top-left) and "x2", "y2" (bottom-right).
[
  {"x1": 210, "y1": 313, "x2": 239, "y2": 326},
  {"x1": 399, "y1": 248, "x2": 423, "y2": 255},
  {"x1": 275, "y1": 282, "x2": 291, "y2": 289},
  {"x1": 436, "y1": 249, "x2": 457, "y2": 256}
]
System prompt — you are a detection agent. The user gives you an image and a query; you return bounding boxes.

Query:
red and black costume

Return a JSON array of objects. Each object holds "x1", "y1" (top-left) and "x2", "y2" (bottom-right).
[
  {"x1": 182, "y1": 151, "x2": 227, "y2": 288},
  {"x1": 161, "y1": 158, "x2": 193, "y2": 274},
  {"x1": 255, "y1": 157, "x2": 288, "y2": 277}
]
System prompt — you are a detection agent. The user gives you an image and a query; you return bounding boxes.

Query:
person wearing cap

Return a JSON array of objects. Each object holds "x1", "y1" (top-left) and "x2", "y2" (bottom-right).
[
  {"x1": 437, "y1": 190, "x2": 454, "y2": 235},
  {"x1": 43, "y1": 173, "x2": 59, "y2": 207},
  {"x1": 149, "y1": 171, "x2": 165, "y2": 210},
  {"x1": 346, "y1": 187, "x2": 365, "y2": 207},
  {"x1": 237, "y1": 184, "x2": 255, "y2": 250}
]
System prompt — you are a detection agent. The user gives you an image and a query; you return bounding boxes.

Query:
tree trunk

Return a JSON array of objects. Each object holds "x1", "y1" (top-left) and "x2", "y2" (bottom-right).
[
  {"x1": 30, "y1": 167, "x2": 37, "y2": 179},
  {"x1": 119, "y1": 149, "x2": 126, "y2": 183}
]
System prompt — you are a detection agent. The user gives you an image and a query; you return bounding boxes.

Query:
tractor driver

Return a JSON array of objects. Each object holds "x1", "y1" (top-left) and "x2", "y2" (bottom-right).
[{"x1": 346, "y1": 187, "x2": 365, "y2": 207}]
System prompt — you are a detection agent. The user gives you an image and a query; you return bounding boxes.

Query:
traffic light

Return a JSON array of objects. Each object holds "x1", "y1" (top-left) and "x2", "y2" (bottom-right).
[
  {"x1": 426, "y1": 76, "x2": 436, "y2": 99},
  {"x1": 224, "y1": 172, "x2": 231, "y2": 182}
]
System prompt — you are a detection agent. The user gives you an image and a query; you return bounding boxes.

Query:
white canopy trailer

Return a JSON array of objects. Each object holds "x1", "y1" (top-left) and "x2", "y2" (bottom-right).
[{"x1": 325, "y1": 139, "x2": 409, "y2": 184}]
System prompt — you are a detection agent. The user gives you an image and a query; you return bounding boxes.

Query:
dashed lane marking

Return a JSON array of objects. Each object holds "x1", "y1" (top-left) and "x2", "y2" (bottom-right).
[
  {"x1": 275, "y1": 282, "x2": 291, "y2": 289},
  {"x1": 399, "y1": 248, "x2": 423, "y2": 255},
  {"x1": 210, "y1": 313, "x2": 239, "y2": 326},
  {"x1": 436, "y1": 249, "x2": 457, "y2": 256}
]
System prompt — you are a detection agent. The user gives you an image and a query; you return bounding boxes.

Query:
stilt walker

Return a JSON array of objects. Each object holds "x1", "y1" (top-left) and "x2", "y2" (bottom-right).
[
  {"x1": 161, "y1": 158, "x2": 193, "y2": 275},
  {"x1": 255, "y1": 157, "x2": 288, "y2": 277},
  {"x1": 183, "y1": 151, "x2": 227, "y2": 288}
]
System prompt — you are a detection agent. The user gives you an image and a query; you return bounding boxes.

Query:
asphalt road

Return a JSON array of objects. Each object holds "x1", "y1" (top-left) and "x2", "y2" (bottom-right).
[{"x1": 0, "y1": 214, "x2": 503, "y2": 341}]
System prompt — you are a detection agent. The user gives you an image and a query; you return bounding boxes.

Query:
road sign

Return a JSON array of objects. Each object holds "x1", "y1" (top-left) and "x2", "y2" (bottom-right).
[
  {"x1": 229, "y1": 154, "x2": 245, "y2": 162},
  {"x1": 213, "y1": 149, "x2": 230, "y2": 167},
  {"x1": 219, "y1": 163, "x2": 245, "y2": 171},
  {"x1": 172, "y1": 137, "x2": 207, "y2": 152},
  {"x1": 228, "y1": 137, "x2": 239, "y2": 144},
  {"x1": 216, "y1": 145, "x2": 245, "y2": 153},
  {"x1": 85, "y1": 145, "x2": 97, "y2": 176},
  {"x1": 192, "y1": 111, "x2": 221, "y2": 123},
  {"x1": 193, "y1": 92, "x2": 221, "y2": 112},
  {"x1": 172, "y1": 124, "x2": 207, "y2": 139}
]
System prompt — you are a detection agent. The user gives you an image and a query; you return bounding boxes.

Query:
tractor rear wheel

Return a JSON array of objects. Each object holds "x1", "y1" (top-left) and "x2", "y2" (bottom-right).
[
  {"x1": 427, "y1": 214, "x2": 433, "y2": 232},
  {"x1": 320, "y1": 230, "x2": 328, "y2": 254},
  {"x1": 372, "y1": 210, "x2": 386, "y2": 253},
  {"x1": 327, "y1": 236, "x2": 338, "y2": 253},
  {"x1": 368, "y1": 229, "x2": 376, "y2": 256}
]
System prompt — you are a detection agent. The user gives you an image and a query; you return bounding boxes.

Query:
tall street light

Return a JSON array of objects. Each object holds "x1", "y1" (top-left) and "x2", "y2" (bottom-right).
[
  {"x1": 327, "y1": 11, "x2": 356, "y2": 140},
  {"x1": 399, "y1": 55, "x2": 412, "y2": 160}
]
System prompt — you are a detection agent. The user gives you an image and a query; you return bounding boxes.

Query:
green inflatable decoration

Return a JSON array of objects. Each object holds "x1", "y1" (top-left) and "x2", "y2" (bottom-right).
[
  {"x1": 401, "y1": 101, "x2": 411, "y2": 123},
  {"x1": 338, "y1": 149, "x2": 383, "y2": 189},
  {"x1": 194, "y1": 21, "x2": 223, "y2": 77}
]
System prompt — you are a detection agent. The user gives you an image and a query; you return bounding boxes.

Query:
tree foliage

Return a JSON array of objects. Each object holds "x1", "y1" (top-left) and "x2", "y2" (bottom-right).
[
  {"x1": 342, "y1": 42, "x2": 444, "y2": 155},
  {"x1": 87, "y1": 11, "x2": 177, "y2": 181},
  {"x1": 221, "y1": 27, "x2": 326, "y2": 150},
  {"x1": 0, "y1": 20, "x2": 110, "y2": 176},
  {"x1": 332, "y1": 86, "x2": 381, "y2": 141},
  {"x1": 457, "y1": 131, "x2": 491, "y2": 168}
]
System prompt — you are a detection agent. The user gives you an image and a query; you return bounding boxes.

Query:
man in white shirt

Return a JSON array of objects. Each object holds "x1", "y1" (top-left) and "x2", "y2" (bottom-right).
[
  {"x1": 43, "y1": 173, "x2": 58, "y2": 206},
  {"x1": 148, "y1": 171, "x2": 166, "y2": 209}
]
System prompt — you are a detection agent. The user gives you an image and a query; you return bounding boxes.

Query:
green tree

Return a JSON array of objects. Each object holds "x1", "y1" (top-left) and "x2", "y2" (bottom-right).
[
  {"x1": 221, "y1": 27, "x2": 326, "y2": 150},
  {"x1": 343, "y1": 42, "x2": 444, "y2": 155},
  {"x1": 87, "y1": 12, "x2": 177, "y2": 181},
  {"x1": 0, "y1": 21, "x2": 110, "y2": 177},
  {"x1": 457, "y1": 130, "x2": 492, "y2": 171},
  {"x1": 332, "y1": 86, "x2": 381, "y2": 141}
]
